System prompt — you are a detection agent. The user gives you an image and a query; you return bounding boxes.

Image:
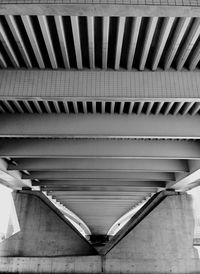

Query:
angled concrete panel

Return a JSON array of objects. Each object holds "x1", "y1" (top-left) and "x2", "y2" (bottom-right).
[
  {"x1": 105, "y1": 194, "x2": 200, "y2": 273},
  {"x1": 0, "y1": 192, "x2": 97, "y2": 257}
]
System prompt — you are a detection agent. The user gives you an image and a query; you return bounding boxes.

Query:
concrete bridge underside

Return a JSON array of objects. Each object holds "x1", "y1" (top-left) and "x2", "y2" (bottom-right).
[{"x1": 1, "y1": 1, "x2": 200, "y2": 273}]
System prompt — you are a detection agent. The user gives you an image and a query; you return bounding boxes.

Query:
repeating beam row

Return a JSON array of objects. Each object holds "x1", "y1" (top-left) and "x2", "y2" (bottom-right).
[
  {"x1": 0, "y1": 99, "x2": 199, "y2": 116},
  {"x1": 1, "y1": 15, "x2": 200, "y2": 70},
  {"x1": 1, "y1": 114, "x2": 200, "y2": 139}
]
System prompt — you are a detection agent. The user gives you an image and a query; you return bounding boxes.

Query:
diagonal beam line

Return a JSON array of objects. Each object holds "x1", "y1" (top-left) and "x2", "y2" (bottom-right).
[
  {"x1": 19, "y1": 190, "x2": 96, "y2": 252},
  {"x1": 38, "y1": 15, "x2": 58, "y2": 69},
  {"x1": 100, "y1": 190, "x2": 178, "y2": 255},
  {"x1": 167, "y1": 160, "x2": 200, "y2": 191},
  {"x1": 0, "y1": 20, "x2": 20, "y2": 68},
  {"x1": 5, "y1": 15, "x2": 32, "y2": 68},
  {"x1": 21, "y1": 15, "x2": 45, "y2": 68}
]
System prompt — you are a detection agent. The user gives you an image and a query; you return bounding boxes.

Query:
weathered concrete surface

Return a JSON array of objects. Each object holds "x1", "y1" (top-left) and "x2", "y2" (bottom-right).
[
  {"x1": 0, "y1": 256, "x2": 101, "y2": 273},
  {"x1": 105, "y1": 194, "x2": 200, "y2": 273},
  {"x1": 0, "y1": 192, "x2": 96, "y2": 257},
  {"x1": 1, "y1": 2, "x2": 200, "y2": 17}
]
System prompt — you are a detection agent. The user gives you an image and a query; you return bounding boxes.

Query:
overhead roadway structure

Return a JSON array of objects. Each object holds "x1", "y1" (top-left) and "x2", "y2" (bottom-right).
[
  {"x1": 1, "y1": 0, "x2": 200, "y2": 246},
  {"x1": 1, "y1": 2, "x2": 200, "y2": 71}
]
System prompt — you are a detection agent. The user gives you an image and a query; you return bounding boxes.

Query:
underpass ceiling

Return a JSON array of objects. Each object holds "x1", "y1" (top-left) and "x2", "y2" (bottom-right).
[
  {"x1": 1, "y1": 15, "x2": 200, "y2": 71},
  {"x1": 1, "y1": 1, "x2": 200, "y2": 239}
]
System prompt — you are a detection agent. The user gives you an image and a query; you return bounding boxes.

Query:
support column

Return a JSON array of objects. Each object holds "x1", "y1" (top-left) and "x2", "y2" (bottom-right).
[
  {"x1": 0, "y1": 191, "x2": 97, "y2": 257},
  {"x1": 104, "y1": 194, "x2": 200, "y2": 273}
]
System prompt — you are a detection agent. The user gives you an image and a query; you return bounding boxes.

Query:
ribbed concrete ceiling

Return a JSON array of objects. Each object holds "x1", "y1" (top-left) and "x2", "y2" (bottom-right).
[
  {"x1": 1, "y1": 15, "x2": 200, "y2": 71},
  {"x1": 3, "y1": 113, "x2": 200, "y2": 235},
  {"x1": 0, "y1": 99, "x2": 199, "y2": 116}
]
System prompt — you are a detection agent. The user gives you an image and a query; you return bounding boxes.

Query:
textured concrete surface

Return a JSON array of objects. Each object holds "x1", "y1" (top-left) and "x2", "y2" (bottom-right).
[
  {"x1": 2, "y1": 70, "x2": 200, "y2": 99},
  {"x1": 0, "y1": 193, "x2": 200, "y2": 273},
  {"x1": 0, "y1": 192, "x2": 96, "y2": 257},
  {"x1": 1, "y1": 1, "x2": 200, "y2": 17},
  {"x1": 105, "y1": 194, "x2": 200, "y2": 273},
  {"x1": 0, "y1": 256, "x2": 102, "y2": 273}
]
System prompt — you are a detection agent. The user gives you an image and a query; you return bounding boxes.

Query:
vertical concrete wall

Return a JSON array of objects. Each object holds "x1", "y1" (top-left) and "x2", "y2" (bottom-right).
[
  {"x1": 0, "y1": 192, "x2": 96, "y2": 257},
  {"x1": 105, "y1": 194, "x2": 200, "y2": 273}
]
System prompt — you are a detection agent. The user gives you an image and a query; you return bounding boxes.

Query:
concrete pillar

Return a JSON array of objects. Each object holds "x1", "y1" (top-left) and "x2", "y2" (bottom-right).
[
  {"x1": 0, "y1": 191, "x2": 96, "y2": 257},
  {"x1": 104, "y1": 194, "x2": 200, "y2": 273}
]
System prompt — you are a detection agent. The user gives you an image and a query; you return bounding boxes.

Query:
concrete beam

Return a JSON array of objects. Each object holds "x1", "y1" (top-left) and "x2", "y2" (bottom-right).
[
  {"x1": 1, "y1": 114, "x2": 200, "y2": 139},
  {"x1": 51, "y1": 192, "x2": 148, "y2": 198},
  {"x1": 189, "y1": 40, "x2": 200, "y2": 70},
  {"x1": 0, "y1": 159, "x2": 31, "y2": 189},
  {"x1": 152, "y1": 17, "x2": 175, "y2": 70},
  {"x1": 0, "y1": 139, "x2": 199, "y2": 159},
  {"x1": 102, "y1": 16, "x2": 109, "y2": 69},
  {"x1": 0, "y1": 22, "x2": 19, "y2": 68},
  {"x1": 164, "y1": 18, "x2": 191, "y2": 70},
  {"x1": 176, "y1": 18, "x2": 200, "y2": 70},
  {"x1": 22, "y1": 171, "x2": 175, "y2": 181},
  {"x1": 38, "y1": 16, "x2": 58, "y2": 69},
  {"x1": 9, "y1": 158, "x2": 188, "y2": 172},
  {"x1": 127, "y1": 17, "x2": 141, "y2": 70},
  {"x1": 139, "y1": 17, "x2": 158, "y2": 70},
  {"x1": 33, "y1": 180, "x2": 165, "y2": 188},
  {"x1": 55, "y1": 197, "x2": 146, "y2": 202},
  {"x1": 43, "y1": 186, "x2": 156, "y2": 192},
  {"x1": 1, "y1": 2, "x2": 200, "y2": 17},
  {"x1": 71, "y1": 16, "x2": 82, "y2": 69},
  {"x1": 1, "y1": 70, "x2": 200, "y2": 100},
  {"x1": 55, "y1": 16, "x2": 70, "y2": 69},
  {"x1": 21, "y1": 16, "x2": 45, "y2": 69},
  {"x1": 115, "y1": 17, "x2": 125, "y2": 70},
  {"x1": 87, "y1": 16, "x2": 95, "y2": 69},
  {"x1": 0, "y1": 53, "x2": 7, "y2": 69},
  {"x1": 5, "y1": 15, "x2": 32, "y2": 68},
  {"x1": 167, "y1": 160, "x2": 200, "y2": 190}
]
